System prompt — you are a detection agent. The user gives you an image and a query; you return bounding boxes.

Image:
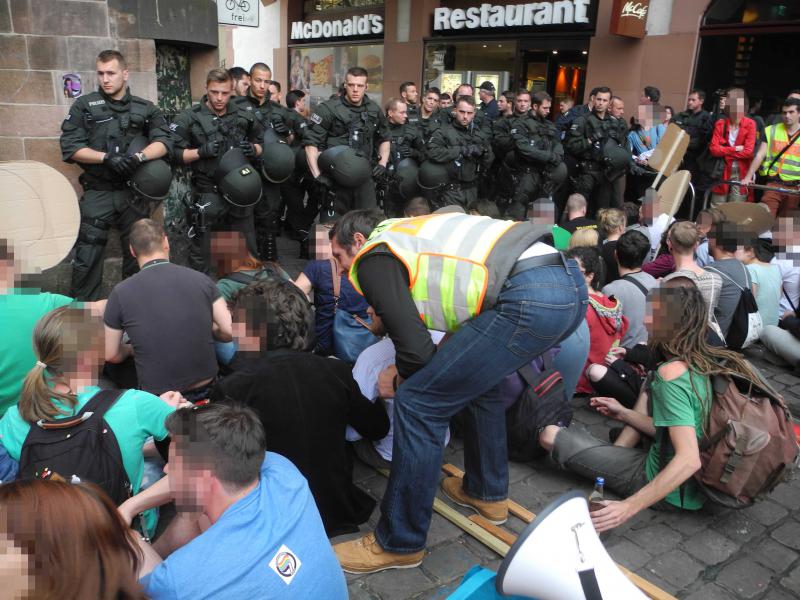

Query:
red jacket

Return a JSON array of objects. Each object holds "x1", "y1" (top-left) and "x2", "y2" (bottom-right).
[
  {"x1": 577, "y1": 292, "x2": 628, "y2": 394},
  {"x1": 709, "y1": 116, "x2": 757, "y2": 199}
]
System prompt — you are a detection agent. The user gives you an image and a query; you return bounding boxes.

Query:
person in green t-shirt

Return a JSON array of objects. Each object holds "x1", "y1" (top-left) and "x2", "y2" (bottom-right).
[
  {"x1": 522, "y1": 281, "x2": 767, "y2": 532},
  {"x1": 0, "y1": 305, "x2": 189, "y2": 534}
]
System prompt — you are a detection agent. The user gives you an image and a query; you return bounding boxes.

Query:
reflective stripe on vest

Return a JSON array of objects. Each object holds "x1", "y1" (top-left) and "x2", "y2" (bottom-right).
[
  {"x1": 349, "y1": 213, "x2": 515, "y2": 332},
  {"x1": 759, "y1": 124, "x2": 800, "y2": 180}
]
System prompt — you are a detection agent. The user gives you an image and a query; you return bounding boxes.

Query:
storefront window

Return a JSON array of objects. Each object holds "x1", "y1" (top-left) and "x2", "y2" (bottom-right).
[
  {"x1": 424, "y1": 41, "x2": 517, "y2": 100},
  {"x1": 304, "y1": 0, "x2": 383, "y2": 15},
  {"x1": 289, "y1": 44, "x2": 383, "y2": 110}
]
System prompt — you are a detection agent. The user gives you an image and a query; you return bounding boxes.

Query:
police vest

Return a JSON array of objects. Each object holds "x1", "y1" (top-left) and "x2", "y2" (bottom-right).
[
  {"x1": 759, "y1": 124, "x2": 800, "y2": 181},
  {"x1": 349, "y1": 213, "x2": 515, "y2": 332},
  {"x1": 81, "y1": 92, "x2": 152, "y2": 153}
]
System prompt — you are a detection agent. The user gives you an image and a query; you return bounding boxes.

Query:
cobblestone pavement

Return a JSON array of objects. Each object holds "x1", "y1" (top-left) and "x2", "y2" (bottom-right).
[{"x1": 336, "y1": 347, "x2": 800, "y2": 600}]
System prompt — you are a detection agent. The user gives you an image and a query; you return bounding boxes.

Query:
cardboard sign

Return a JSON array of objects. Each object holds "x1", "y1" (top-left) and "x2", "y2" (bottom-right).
[
  {"x1": 656, "y1": 169, "x2": 690, "y2": 218},
  {"x1": 0, "y1": 161, "x2": 79, "y2": 272},
  {"x1": 648, "y1": 123, "x2": 690, "y2": 186}
]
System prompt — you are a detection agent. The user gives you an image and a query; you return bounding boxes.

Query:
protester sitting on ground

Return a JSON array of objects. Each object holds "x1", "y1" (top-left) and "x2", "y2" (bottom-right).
[
  {"x1": 467, "y1": 198, "x2": 501, "y2": 219},
  {"x1": 569, "y1": 227, "x2": 600, "y2": 249},
  {"x1": 704, "y1": 221, "x2": 753, "y2": 342},
  {"x1": 533, "y1": 282, "x2": 766, "y2": 531},
  {"x1": 0, "y1": 479, "x2": 147, "y2": 600},
  {"x1": 741, "y1": 237, "x2": 782, "y2": 328},
  {"x1": 293, "y1": 249, "x2": 370, "y2": 356},
  {"x1": 404, "y1": 196, "x2": 432, "y2": 217},
  {"x1": 210, "y1": 279, "x2": 388, "y2": 536},
  {"x1": 119, "y1": 404, "x2": 348, "y2": 599},
  {"x1": 663, "y1": 221, "x2": 723, "y2": 336},
  {"x1": 212, "y1": 230, "x2": 289, "y2": 302},
  {"x1": 695, "y1": 207, "x2": 726, "y2": 267},
  {"x1": 0, "y1": 306, "x2": 183, "y2": 535},
  {"x1": 104, "y1": 219, "x2": 233, "y2": 401},
  {"x1": 561, "y1": 193, "x2": 598, "y2": 232},
  {"x1": 771, "y1": 212, "x2": 800, "y2": 316},
  {"x1": 598, "y1": 208, "x2": 627, "y2": 283},
  {"x1": 566, "y1": 246, "x2": 628, "y2": 396},
  {"x1": 624, "y1": 201, "x2": 645, "y2": 233},
  {"x1": 761, "y1": 306, "x2": 800, "y2": 369},
  {"x1": 642, "y1": 224, "x2": 677, "y2": 278}
]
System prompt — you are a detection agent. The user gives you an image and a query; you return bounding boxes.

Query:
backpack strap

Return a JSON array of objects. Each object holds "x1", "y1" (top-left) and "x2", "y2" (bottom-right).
[
  {"x1": 706, "y1": 265, "x2": 746, "y2": 292},
  {"x1": 35, "y1": 389, "x2": 125, "y2": 430},
  {"x1": 783, "y1": 286, "x2": 798, "y2": 314},
  {"x1": 330, "y1": 258, "x2": 341, "y2": 310},
  {"x1": 222, "y1": 271, "x2": 257, "y2": 286},
  {"x1": 621, "y1": 273, "x2": 649, "y2": 297}
]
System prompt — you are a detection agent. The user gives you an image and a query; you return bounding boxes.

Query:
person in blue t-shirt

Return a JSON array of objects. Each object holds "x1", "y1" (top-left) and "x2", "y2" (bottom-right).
[{"x1": 119, "y1": 403, "x2": 347, "y2": 600}]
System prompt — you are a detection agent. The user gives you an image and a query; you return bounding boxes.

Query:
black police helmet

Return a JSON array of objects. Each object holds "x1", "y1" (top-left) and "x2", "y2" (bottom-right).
[
  {"x1": 318, "y1": 146, "x2": 371, "y2": 189},
  {"x1": 417, "y1": 160, "x2": 449, "y2": 190},
  {"x1": 603, "y1": 144, "x2": 632, "y2": 181},
  {"x1": 395, "y1": 158, "x2": 420, "y2": 200},
  {"x1": 127, "y1": 135, "x2": 172, "y2": 200},
  {"x1": 215, "y1": 148, "x2": 262, "y2": 207},
  {"x1": 261, "y1": 139, "x2": 296, "y2": 184},
  {"x1": 545, "y1": 161, "x2": 568, "y2": 188},
  {"x1": 127, "y1": 135, "x2": 149, "y2": 157}
]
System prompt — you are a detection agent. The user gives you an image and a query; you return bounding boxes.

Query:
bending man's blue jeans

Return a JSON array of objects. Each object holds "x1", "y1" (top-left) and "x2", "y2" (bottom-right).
[{"x1": 376, "y1": 261, "x2": 588, "y2": 553}]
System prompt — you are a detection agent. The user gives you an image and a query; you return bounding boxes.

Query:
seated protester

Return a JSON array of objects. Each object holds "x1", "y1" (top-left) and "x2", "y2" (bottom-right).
[
  {"x1": 0, "y1": 479, "x2": 147, "y2": 600},
  {"x1": 0, "y1": 306, "x2": 182, "y2": 535},
  {"x1": 467, "y1": 198, "x2": 501, "y2": 219},
  {"x1": 662, "y1": 221, "x2": 723, "y2": 338},
  {"x1": 568, "y1": 227, "x2": 599, "y2": 250},
  {"x1": 211, "y1": 230, "x2": 290, "y2": 303},
  {"x1": 642, "y1": 224, "x2": 676, "y2": 279},
  {"x1": 404, "y1": 196, "x2": 432, "y2": 217},
  {"x1": 772, "y1": 212, "x2": 800, "y2": 315},
  {"x1": 122, "y1": 404, "x2": 348, "y2": 599},
  {"x1": 533, "y1": 283, "x2": 766, "y2": 531},
  {"x1": 638, "y1": 188, "x2": 674, "y2": 264},
  {"x1": 104, "y1": 219, "x2": 233, "y2": 401},
  {"x1": 762, "y1": 308, "x2": 800, "y2": 368},
  {"x1": 294, "y1": 250, "x2": 369, "y2": 356},
  {"x1": 694, "y1": 207, "x2": 726, "y2": 268},
  {"x1": 210, "y1": 279, "x2": 389, "y2": 536},
  {"x1": 560, "y1": 193, "x2": 597, "y2": 233},
  {"x1": 741, "y1": 237, "x2": 782, "y2": 328},
  {"x1": 566, "y1": 247, "x2": 628, "y2": 396},
  {"x1": 704, "y1": 221, "x2": 753, "y2": 342},
  {"x1": 624, "y1": 201, "x2": 646, "y2": 234},
  {"x1": 598, "y1": 208, "x2": 627, "y2": 283}
]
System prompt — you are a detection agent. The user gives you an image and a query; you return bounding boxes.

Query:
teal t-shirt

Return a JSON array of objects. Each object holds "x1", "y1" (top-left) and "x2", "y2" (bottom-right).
[
  {"x1": 0, "y1": 386, "x2": 174, "y2": 531},
  {"x1": 0, "y1": 290, "x2": 74, "y2": 417},
  {"x1": 645, "y1": 364, "x2": 710, "y2": 510},
  {"x1": 747, "y1": 262, "x2": 782, "y2": 327}
]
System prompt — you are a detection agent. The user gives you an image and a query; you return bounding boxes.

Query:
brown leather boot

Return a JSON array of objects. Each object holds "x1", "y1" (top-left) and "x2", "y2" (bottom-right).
[
  {"x1": 441, "y1": 476, "x2": 508, "y2": 525},
  {"x1": 333, "y1": 533, "x2": 424, "y2": 574}
]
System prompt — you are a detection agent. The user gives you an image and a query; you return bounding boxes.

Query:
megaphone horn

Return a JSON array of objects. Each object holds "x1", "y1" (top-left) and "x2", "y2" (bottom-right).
[{"x1": 495, "y1": 491, "x2": 646, "y2": 600}]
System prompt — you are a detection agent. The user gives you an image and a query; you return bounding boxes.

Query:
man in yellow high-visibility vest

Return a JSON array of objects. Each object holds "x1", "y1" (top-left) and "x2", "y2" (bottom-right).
[
  {"x1": 330, "y1": 208, "x2": 588, "y2": 573},
  {"x1": 743, "y1": 97, "x2": 800, "y2": 217}
]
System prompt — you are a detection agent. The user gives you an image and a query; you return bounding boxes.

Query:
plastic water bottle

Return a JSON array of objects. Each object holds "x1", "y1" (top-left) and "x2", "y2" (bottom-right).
[{"x1": 589, "y1": 477, "x2": 605, "y2": 512}]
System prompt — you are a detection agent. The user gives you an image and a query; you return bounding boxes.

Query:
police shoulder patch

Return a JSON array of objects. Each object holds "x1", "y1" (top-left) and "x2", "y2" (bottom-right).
[
  {"x1": 64, "y1": 114, "x2": 71, "y2": 121},
  {"x1": 310, "y1": 113, "x2": 323, "y2": 125},
  {"x1": 168, "y1": 122, "x2": 178, "y2": 131},
  {"x1": 510, "y1": 128, "x2": 517, "y2": 134}
]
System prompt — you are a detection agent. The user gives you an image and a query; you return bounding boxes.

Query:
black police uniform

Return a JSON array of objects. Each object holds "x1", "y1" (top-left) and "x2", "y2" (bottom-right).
[
  {"x1": 565, "y1": 110, "x2": 628, "y2": 213},
  {"x1": 417, "y1": 108, "x2": 444, "y2": 156},
  {"x1": 302, "y1": 95, "x2": 390, "y2": 214},
  {"x1": 427, "y1": 119, "x2": 494, "y2": 210},
  {"x1": 172, "y1": 95, "x2": 263, "y2": 273},
  {"x1": 60, "y1": 87, "x2": 173, "y2": 301},
  {"x1": 282, "y1": 109, "x2": 317, "y2": 253},
  {"x1": 501, "y1": 111, "x2": 565, "y2": 220},
  {"x1": 406, "y1": 103, "x2": 421, "y2": 127},
  {"x1": 380, "y1": 121, "x2": 426, "y2": 216},
  {"x1": 242, "y1": 91, "x2": 297, "y2": 260}
]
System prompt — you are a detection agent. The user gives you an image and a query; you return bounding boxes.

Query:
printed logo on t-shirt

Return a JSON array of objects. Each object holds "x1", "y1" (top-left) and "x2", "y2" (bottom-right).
[{"x1": 269, "y1": 544, "x2": 302, "y2": 585}]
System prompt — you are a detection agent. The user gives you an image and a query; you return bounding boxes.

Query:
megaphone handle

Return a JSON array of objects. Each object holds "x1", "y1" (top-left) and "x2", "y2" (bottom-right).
[{"x1": 578, "y1": 569, "x2": 604, "y2": 600}]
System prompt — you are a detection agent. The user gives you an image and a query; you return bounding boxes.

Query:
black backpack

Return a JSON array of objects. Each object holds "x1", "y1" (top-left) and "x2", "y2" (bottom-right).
[
  {"x1": 706, "y1": 265, "x2": 763, "y2": 350},
  {"x1": 19, "y1": 389, "x2": 131, "y2": 505},
  {"x1": 505, "y1": 362, "x2": 565, "y2": 462}
]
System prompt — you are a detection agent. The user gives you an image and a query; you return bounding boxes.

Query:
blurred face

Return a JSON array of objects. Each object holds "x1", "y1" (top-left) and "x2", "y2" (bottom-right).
[
  {"x1": 687, "y1": 93, "x2": 702, "y2": 113},
  {"x1": 594, "y1": 92, "x2": 611, "y2": 115},
  {"x1": 455, "y1": 100, "x2": 476, "y2": 127},
  {"x1": 268, "y1": 83, "x2": 281, "y2": 103},
  {"x1": 728, "y1": 93, "x2": 746, "y2": 119},
  {"x1": 250, "y1": 68, "x2": 269, "y2": 101},
  {"x1": 345, "y1": 74, "x2": 368, "y2": 105},
  {"x1": 0, "y1": 535, "x2": 30, "y2": 599},
  {"x1": 609, "y1": 98, "x2": 625, "y2": 118},
  {"x1": 167, "y1": 441, "x2": 209, "y2": 515},
  {"x1": 774, "y1": 214, "x2": 800, "y2": 261},
  {"x1": 388, "y1": 101, "x2": 408, "y2": 125},
  {"x1": 96, "y1": 59, "x2": 128, "y2": 98},
  {"x1": 515, "y1": 93, "x2": 531, "y2": 115},
  {"x1": 402, "y1": 85, "x2": 418, "y2": 104},
  {"x1": 637, "y1": 104, "x2": 655, "y2": 128},
  {"x1": 782, "y1": 104, "x2": 799, "y2": 128},
  {"x1": 234, "y1": 75, "x2": 250, "y2": 97},
  {"x1": 206, "y1": 80, "x2": 233, "y2": 113},
  {"x1": 533, "y1": 99, "x2": 551, "y2": 119},
  {"x1": 423, "y1": 92, "x2": 439, "y2": 113}
]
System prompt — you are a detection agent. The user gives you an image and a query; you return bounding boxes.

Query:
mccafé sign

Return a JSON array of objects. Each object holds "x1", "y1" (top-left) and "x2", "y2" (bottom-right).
[
  {"x1": 609, "y1": 0, "x2": 650, "y2": 38},
  {"x1": 433, "y1": 1, "x2": 593, "y2": 32},
  {"x1": 291, "y1": 14, "x2": 383, "y2": 41}
]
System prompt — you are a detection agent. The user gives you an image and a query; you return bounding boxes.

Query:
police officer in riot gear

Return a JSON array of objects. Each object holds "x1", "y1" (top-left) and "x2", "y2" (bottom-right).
[
  {"x1": 172, "y1": 68, "x2": 263, "y2": 273},
  {"x1": 427, "y1": 95, "x2": 494, "y2": 210},
  {"x1": 59, "y1": 49, "x2": 173, "y2": 301},
  {"x1": 417, "y1": 88, "x2": 444, "y2": 153},
  {"x1": 303, "y1": 66, "x2": 391, "y2": 216},
  {"x1": 400, "y1": 81, "x2": 420, "y2": 126},
  {"x1": 495, "y1": 90, "x2": 564, "y2": 220},
  {"x1": 380, "y1": 98, "x2": 425, "y2": 216},
  {"x1": 565, "y1": 86, "x2": 628, "y2": 213},
  {"x1": 245, "y1": 62, "x2": 298, "y2": 261}
]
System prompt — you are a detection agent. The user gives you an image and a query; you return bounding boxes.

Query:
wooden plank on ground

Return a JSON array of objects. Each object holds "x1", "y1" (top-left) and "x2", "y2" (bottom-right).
[{"x1": 442, "y1": 463, "x2": 534, "y2": 523}]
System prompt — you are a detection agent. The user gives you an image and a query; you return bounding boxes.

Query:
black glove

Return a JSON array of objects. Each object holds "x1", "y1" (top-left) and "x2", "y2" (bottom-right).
[
  {"x1": 629, "y1": 163, "x2": 650, "y2": 177},
  {"x1": 197, "y1": 139, "x2": 220, "y2": 160},
  {"x1": 239, "y1": 140, "x2": 256, "y2": 158},
  {"x1": 103, "y1": 152, "x2": 133, "y2": 177},
  {"x1": 312, "y1": 174, "x2": 333, "y2": 196},
  {"x1": 372, "y1": 164, "x2": 388, "y2": 179},
  {"x1": 397, "y1": 145, "x2": 412, "y2": 159},
  {"x1": 272, "y1": 122, "x2": 290, "y2": 136},
  {"x1": 467, "y1": 144, "x2": 484, "y2": 158}
]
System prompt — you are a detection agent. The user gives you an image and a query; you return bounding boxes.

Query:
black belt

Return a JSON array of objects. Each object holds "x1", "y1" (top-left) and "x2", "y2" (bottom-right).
[{"x1": 509, "y1": 252, "x2": 568, "y2": 278}]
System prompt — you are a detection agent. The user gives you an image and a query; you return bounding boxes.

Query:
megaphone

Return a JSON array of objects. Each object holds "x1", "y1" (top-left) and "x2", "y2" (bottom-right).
[{"x1": 496, "y1": 491, "x2": 646, "y2": 600}]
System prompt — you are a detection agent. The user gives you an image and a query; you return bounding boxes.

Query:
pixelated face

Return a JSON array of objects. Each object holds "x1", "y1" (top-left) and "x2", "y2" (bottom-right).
[
  {"x1": 455, "y1": 100, "x2": 476, "y2": 127},
  {"x1": 96, "y1": 59, "x2": 128, "y2": 97},
  {"x1": 330, "y1": 236, "x2": 358, "y2": 271},
  {"x1": 388, "y1": 101, "x2": 408, "y2": 126},
  {"x1": 250, "y1": 68, "x2": 269, "y2": 101},
  {"x1": 515, "y1": 93, "x2": 531, "y2": 115},
  {"x1": 727, "y1": 93, "x2": 746, "y2": 117},
  {"x1": 610, "y1": 99, "x2": 625, "y2": 119},
  {"x1": 207, "y1": 80, "x2": 233, "y2": 112},
  {"x1": 0, "y1": 532, "x2": 31, "y2": 599},
  {"x1": 231, "y1": 307, "x2": 266, "y2": 353},
  {"x1": 167, "y1": 438, "x2": 210, "y2": 515},
  {"x1": 344, "y1": 74, "x2": 368, "y2": 105},
  {"x1": 534, "y1": 99, "x2": 551, "y2": 119},
  {"x1": 309, "y1": 226, "x2": 333, "y2": 260},
  {"x1": 637, "y1": 104, "x2": 656, "y2": 128},
  {"x1": 528, "y1": 202, "x2": 555, "y2": 224},
  {"x1": 402, "y1": 85, "x2": 418, "y2": 104},
  {"x1": 594, "y1": 92, "x2": 611, "y2": 114},
  {"x1": 687, "y1": 93, "x2": 702, "y2": 112},
  {"x1": 423, "y1": 92, "x2": 439, "y2": 113},
  {"x1": 61, "y1": 311, "x2": 105, "y2": 389},
  {"x1": 234, "y1": 75, "x2": 250, "y2": 97},
  {"x1": 773, "y1": 214, "x2": 800, "y2": 262},
  {"x1": 645, "y1": 292, "x2": 682, "y2": 342}
]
